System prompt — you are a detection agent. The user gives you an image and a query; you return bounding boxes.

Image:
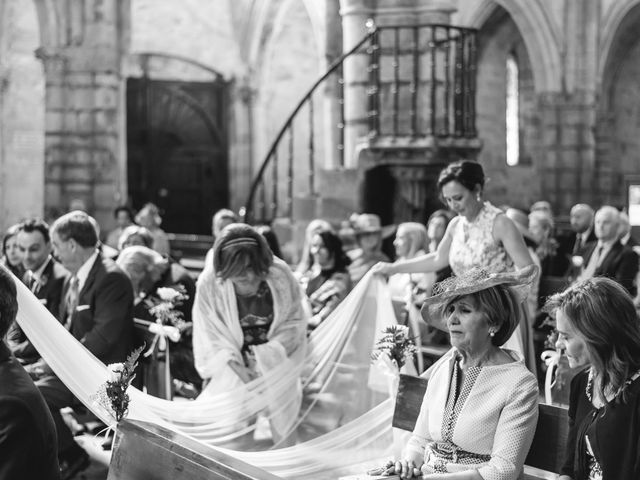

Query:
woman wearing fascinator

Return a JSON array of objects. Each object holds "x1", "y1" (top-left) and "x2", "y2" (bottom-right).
[
  {"x1": 393, "y1": 265, "x2": 539, "y2": 479},
  {"x1": 373, "y1": 160, "x2": 537, "y2": 372},
  {"x1": 547, "y1": 277, "x2": 640, "y2": 480}
]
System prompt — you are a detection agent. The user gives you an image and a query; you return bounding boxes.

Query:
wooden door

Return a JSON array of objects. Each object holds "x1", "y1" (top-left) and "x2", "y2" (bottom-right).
[{"x1": 127, "y1": 78, "x2": 228, "y2": 234}]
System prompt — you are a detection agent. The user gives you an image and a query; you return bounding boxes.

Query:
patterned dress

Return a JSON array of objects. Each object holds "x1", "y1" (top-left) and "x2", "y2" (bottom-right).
[{"x1": 448, "y1": 202, "x2": 535, "y2": 370}]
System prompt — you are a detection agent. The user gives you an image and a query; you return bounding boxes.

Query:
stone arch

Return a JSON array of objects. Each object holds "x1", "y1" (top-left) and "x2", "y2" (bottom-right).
[
  {"x1": 595, "y1": 1, "x2": 640, "y2": 207},
  {"x1": 599, "y1": 0, "x2": 640, "y2": 106},
  {"x1": 457, "y1": 0, "x2": 561, "y2": 93},
  {"x1": 472, "y1": 4, "x2": 539, "y2": 208}
]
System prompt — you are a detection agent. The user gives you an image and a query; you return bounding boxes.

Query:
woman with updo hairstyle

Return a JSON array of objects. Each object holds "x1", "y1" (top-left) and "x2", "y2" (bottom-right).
[
  {"x1": 303, "y1": 229, "x2": 351, "y2": 330},
  {"x1": 135, "y1": 203, "x2": 170, "y2": 256},
  {"x1": 192, "y1": 223, "x2": 307, "y2": 438},
  {"x1": 373, "y1": 160, "x2": 536, "y2": 371},
  {"x1": 548, "y1": 277, "x2": 640, "y2": 480}
]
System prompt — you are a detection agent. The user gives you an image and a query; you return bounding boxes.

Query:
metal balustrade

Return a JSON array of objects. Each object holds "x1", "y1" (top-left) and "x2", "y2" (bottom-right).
[{"x1": 241, "y1": 21, "x2": 477, "y2": 224}]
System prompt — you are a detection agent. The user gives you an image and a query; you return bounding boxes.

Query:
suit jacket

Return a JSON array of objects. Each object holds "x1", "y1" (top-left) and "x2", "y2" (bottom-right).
[
  {"x1": 63, "y1": 254, "x2": 134, "y2": 365},
  {"x1": 0, "y1": 342, "x2": 60, "y2": 479},
  {"x1": 582, "y1": 241, "x2": 639, "y2": 296},
  {"x1": 560, "y1": 229, "x2": 597, "y2": 279},
  {"x1": 7, "y1": 259, "x2": 69, "y2": 364}
]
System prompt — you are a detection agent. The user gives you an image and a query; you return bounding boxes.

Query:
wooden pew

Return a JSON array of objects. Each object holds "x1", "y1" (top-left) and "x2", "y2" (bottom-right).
[
  {"x1": 393, "y1": 374, "x2": 569, "y2": 480},
  {"x1": 107, "y1": 419, "x2": 283, "y2": 480}
]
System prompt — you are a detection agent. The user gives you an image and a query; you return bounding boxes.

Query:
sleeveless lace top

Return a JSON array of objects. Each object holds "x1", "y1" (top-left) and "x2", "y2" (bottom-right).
[{"x1": 449, "y1": 202, "x2": 514, "y2": 276}]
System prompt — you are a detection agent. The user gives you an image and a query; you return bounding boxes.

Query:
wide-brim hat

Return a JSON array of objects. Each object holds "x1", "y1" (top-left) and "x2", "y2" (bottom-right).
[
  {"x1": 340, "y1": 213, "x2": 396, "y2": 239},
  {"x1": 420, "y1": 264, "x2": 539, "y2": 332}
]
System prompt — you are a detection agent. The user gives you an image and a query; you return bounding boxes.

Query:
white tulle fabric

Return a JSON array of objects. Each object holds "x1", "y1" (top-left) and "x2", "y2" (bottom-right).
[{"x1": 15, "y1": 270, "x2": 417, "y2": 479}]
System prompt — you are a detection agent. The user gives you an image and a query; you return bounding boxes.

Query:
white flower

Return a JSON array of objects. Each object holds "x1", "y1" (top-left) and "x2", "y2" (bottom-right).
[
  {"x1": 107, "y1": 363, "x2": 125, "y2": 382},
  {"x1": 156, "y1": 287, "x2": 181, "y2": 302},
  {"x1": 395, "y1": 325, "x2": 409, "y2": 336}
]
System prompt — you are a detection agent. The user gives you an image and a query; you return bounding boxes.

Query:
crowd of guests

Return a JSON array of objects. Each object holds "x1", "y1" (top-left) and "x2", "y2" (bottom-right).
[{"x1": 2, "y1": 159, "x2": 640, "y2": 479}]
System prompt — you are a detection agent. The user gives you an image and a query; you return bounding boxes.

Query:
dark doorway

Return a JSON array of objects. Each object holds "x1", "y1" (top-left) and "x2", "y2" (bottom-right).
[{"x1": 127, "y1": 77, "x2": 228, "y2": 234}]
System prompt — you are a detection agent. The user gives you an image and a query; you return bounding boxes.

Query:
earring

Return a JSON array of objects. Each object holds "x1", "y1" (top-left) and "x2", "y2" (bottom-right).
[
  {"x1": 489, "y1": 330, "x2": 495, "y2": 337},
  {"x1": 476, "y1": 194, "x2": 482, "y2": 202}
]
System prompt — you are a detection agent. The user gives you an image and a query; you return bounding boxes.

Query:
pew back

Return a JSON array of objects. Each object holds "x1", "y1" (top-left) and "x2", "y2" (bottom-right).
[
  {"x1": 107, "y1": 419, "x2": 283, "y2": 480},
  {"x1": 392, "y1": 374, "x2": 569, "y2": 478}
]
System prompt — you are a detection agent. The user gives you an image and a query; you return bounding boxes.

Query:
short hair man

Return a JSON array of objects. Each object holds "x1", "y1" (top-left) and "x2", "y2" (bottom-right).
[
  {"x1": 577, "y1": 206, "x2": 639, "y2": 296},
  {"x1": 7, "y1": 219, "x2": 70, "y2": 366},
  {"x1": 36, "y1": 210, "x2": 134, "y2": 476},
  {"x1": 0, "y1": 264, "x2": 60, "y2": 479}
]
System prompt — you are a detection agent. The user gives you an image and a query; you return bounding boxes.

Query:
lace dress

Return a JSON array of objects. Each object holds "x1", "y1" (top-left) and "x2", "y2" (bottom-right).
[{"x1": 448, "y1": 202, "x2": 535, "y2": 370}]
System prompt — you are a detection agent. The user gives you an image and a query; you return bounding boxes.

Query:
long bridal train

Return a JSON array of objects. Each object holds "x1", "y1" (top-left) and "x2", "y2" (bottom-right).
[{"x1": 16, "y1": 271, "x2": 415, "y2": 479}]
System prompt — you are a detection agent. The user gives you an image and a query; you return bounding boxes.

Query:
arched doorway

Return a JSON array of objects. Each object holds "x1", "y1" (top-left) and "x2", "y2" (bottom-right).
[{"x1": 126, "y1": 55, "x2": 229, "y2": 234}]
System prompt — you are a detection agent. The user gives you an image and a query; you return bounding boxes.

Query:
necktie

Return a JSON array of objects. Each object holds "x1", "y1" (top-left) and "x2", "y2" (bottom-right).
[
  {"x1": 579, "y1": 244, "x2": 604, "y2": 282},
  {"x1": 65, "y1": 276, "x2": 79, "y2": 328},
  {"x1": 573, "y1": 235, "x2": 583, "y2": 255}
]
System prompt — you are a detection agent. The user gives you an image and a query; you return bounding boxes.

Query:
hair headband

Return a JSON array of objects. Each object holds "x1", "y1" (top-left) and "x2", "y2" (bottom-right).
[{"x1": 221, "y1": 238, "x2": 259, "y2": 251}]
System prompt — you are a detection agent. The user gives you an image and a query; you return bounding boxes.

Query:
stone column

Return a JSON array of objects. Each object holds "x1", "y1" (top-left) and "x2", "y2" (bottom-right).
[{"x1": 39, "y1": 0, "x2": 130, "y2": 230}]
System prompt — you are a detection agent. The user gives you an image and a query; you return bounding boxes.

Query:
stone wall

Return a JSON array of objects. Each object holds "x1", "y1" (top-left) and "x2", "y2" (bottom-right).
[{"x1": 0, "y1": 0, "x2": 45, "y2": 232}]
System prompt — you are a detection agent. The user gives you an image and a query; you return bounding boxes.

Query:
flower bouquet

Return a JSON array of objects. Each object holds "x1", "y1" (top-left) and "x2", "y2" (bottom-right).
[
  {"x1": 141, "y1": 286, "x2": 189, "y2": 399},
  {"x1": 92, "y1": 345, "x2": 144, "y2": 423},
  {"x1": 371, "y1": 325, "x2": 417, "y2": 371}
]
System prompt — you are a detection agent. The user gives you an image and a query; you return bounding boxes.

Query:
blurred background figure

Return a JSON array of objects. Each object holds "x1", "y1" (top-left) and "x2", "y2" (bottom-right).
[
  {"x1": 295, "y1": 219, "x2": 334, "y2": 278},
  {"x1": 105, "y1": 206, "x2": 135, "y2": 250},
  {"x1": 1, "y1": 224, "x2": 25, "y2": 279},
  {"x1": 204, "y1": 208, "x2": 239, "y2": 269},
  {"x1": 135, "y1": 203, "x2": 170, "y2": 256},
  {"x1": 528, "y1": 210, "x2": 566, "y2": 277},
  {"x1": 618, "y1": 210, "x2": 638, "y2": 247},
  {"x1": 346, "y1": 213, "x2": 393, "y2": 285},
  {"x1": 118, "y1": 225, "x2": 155, "y2": 251},
  {"x1": 426, "y1": 209, "x2": 455, "y2": 281},
  {"x1": 530, "y1": 200, "x2": 553, "y2": 219},
  {"x1": 561, "y1": 203, "x2": 596, "y2": 280},
  {"x1": 117, "y1": 245, "x2": 200, "y2": 399},
  {"x1": 303, "y1": 230, "x2": 351, "y2": 330},
  {"x1": 255, "y1": 224, "x2": 283, "y2": 260}
]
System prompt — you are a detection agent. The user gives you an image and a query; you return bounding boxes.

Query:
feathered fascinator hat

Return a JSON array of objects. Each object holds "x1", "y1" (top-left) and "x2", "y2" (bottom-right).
[{"x1": 420, "y1": 264, "x2": 539, "y2": 332}]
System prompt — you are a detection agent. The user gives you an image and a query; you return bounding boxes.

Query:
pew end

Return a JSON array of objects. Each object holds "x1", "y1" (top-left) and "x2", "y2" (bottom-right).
[
  {"x1": 107, "y1": 419, "x2": 283, "y2": 480},
  {"x1": 392, "y1": 374, "x2": 569, "y2": 480}
]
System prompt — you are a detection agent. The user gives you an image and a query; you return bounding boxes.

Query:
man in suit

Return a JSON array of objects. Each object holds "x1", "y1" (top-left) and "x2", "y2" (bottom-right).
[
  {"x1": 577, "y1": 206, "x2": 639, "y2": 296},
  {"x1": 0, "y1": 264, "x2": 60, "y2": 479},
  {"x1": 559, "y1": 203, "x2": 597, "y2": 279},
  {"x1": 35, "y1": 210, "x2": 134, "y2": 479},
  {"x1": 618, "y1": 211, "x2": 639, "y2": 247},
  {"x1": 7, "y1": 219, "x2": 69, "y2": 366}
]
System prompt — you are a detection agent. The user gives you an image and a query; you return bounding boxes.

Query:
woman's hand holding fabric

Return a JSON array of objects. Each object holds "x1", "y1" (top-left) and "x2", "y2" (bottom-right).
[
  {"x1": 372, "y1": 262, "x2": 394, "y2": 276},
  {"x1": 228, "y1": 359, "x2": 253, "y2": 383}
]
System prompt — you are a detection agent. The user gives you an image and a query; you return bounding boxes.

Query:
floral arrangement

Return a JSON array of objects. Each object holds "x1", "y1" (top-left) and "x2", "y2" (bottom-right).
[
  {"x1": 371, "y1": 325, "x2": 417, "y2": 370},
  {"x1": 148, "y1": 286, "x2": 188, "y2": 329},
  {"x1": 92, "y1": 345, "x2": 144, "y2": 422}
]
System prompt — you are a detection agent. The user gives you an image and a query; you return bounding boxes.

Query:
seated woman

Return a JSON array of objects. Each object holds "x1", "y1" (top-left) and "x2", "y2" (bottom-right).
[
  {"x1": 394, "y1": 265, "x2": 539, "y2": 479},
  {"x1": 347, "y1": 213, "x2": 392, "y2": 285},
  {"x1": 117, "y1": 225, "x2": 155, "y2": 251},
  {"x1": 135, "y1": 203, "x2": 170, "y2": 256},
  {"x1": 303, "y1": 230, "x2": 351, "y2": 330},
  {"x1": 294, "y1": 218, "x2": 334, "y2": 279},
  {"x1": 1, "y1": 224, "x2": 25, "y2": 279},
  {"x1": 116, "y1": 246, "x2": 201, "y2": 398},
  {"x1": 547, "y1": 277, "x2": 640, "y2": 480},
  {"x1": 192, "y1": 224, "x2": 307, "y2": 441}
]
